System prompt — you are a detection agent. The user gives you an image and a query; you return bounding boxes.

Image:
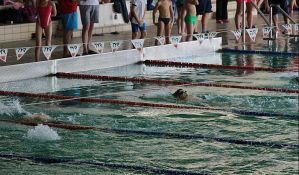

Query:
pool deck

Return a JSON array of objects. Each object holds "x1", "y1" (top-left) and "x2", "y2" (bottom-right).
[{"x1": 0, "y1": 12, "x2": 298, "y2": 67}]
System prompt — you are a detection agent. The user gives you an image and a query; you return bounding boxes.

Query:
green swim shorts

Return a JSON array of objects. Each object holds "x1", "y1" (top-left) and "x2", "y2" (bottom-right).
[{"x1": 184, "y1": 15, "x2": 196, "y2": 25}]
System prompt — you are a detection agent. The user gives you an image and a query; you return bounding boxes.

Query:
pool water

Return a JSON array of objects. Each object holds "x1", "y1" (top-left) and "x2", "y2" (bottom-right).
[{"x1": 0, "y1": 45, "x2": 298, "y2": 174}]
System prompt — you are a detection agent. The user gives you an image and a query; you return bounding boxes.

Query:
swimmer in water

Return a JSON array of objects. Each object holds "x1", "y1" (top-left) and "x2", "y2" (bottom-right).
[
  {"x1": 22, "y1": 113, "x2": 52, "y2": 123},
  {"x1": 172, "y1": 89, "x2": 188, "y2": 100}
]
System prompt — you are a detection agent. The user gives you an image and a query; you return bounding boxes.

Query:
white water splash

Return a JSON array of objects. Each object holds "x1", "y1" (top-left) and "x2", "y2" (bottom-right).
[
  {"x1": 0, "y1": 99, "x2": 28, "y2": 116},
  {"x1": 25, "y1": 124, "x2": 61, "y2": 141}
]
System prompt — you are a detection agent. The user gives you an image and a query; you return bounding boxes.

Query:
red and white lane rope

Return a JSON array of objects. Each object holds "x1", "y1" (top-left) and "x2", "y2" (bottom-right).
[
  {"x1": 55, "y1": 72, "x2": 299, "y2": 94},
  {"x1": 143, "y1": 60, "x2": 299, "y2": 72}
]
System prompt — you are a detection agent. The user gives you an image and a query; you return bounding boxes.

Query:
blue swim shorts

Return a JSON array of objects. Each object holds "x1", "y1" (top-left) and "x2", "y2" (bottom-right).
[
  {"x1": 61, "y1": 12, "x2": 78, "y2": 31},
  {"x1": 131, "y1": 22, "x2": 147, "y2": 33}
]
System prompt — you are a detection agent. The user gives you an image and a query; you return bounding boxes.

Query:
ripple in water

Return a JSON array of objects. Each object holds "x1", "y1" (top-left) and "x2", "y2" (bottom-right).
[{"x1": 25, "y1": 124, "x2": 61, "y2": 141}]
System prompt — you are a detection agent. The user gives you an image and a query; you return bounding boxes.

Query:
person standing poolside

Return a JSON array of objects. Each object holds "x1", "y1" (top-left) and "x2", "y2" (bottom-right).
[
  {"x1": 235, "y1": 0, "x2": 256, "y2": 30},
  {"x1": 216, "y1": 0, "x2": 228, "y2": 24},
  {"x1": 264, "y1": 0, "x2": 289, "y2": 34},
  {"x1": 130, "y1": 0, "x2": 147, "y2": 39},
  {"x1": 176, "y1": 0, "x2": 186, "y2": 35},
  {"x1": 58, "y1": 0, "x2": 78, "y2": 58},
  {"x1": 195, "y1": 0, "x2": 212, "y2": 33},
  {"x1": 79, "y1": 0, "x2": 99, "y2": 55},
  {"x1": 153, "y1": 0, "x2": 174, "y2": 45},
  {"x1": 35, "y1": 0, "x2": 57, "y2": 62},
  {"x1": 183, "y1": 0, "x2": 198, "y2": 41}
]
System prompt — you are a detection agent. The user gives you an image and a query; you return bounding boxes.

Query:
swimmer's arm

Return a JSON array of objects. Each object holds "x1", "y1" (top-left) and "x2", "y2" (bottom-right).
[
  {"x1": 152, "y1": 1, "x2": 160, "y2": 25},
  {"x1": 169, "y1": 2, "x2": 174, "y2": 24},
  {"x1": 51, "y1": 1, "x2": 57, "y2": 17},
  {"x1": 130, "y1": 1, "x2": 141, "y2": 24}
]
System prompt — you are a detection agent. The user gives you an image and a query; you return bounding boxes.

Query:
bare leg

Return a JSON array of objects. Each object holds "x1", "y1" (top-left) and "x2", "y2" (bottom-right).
[
  {"x1": 63, "y1": 29, "x2": 73, "y2": 57},
  {"x1": 35, "y1": 23, "x2": 43, "y2": 62},
  {"x1": 132, "y1": 32, "x2": 138, "y2": 40},
  {"x1": 246, "y1": 2, "x2": 253, "y2": 28},
  {"x1": 140, "y1": 30, "x2": 147, "y2": 39},
  {"x1": 155, "y1": 21, "x2": 164, "y2": 45},
  {"x1": 82, "y1": 24, "x2": 90, "y2": 54},
  {"x1": 202, "y1": 13, "x2": 209, "y2": 32},
  {"x1": 165, "y1": 23, "x2": 171, "y2": 44},
  {"x1": 87, "y1": 23, "x2": 94, "y2": 51},
  {"x1": 235, "y1": 2, "x2": 242, "y2": 29},
  {"x1": 44, "y1": 22, "x2": 52, "y2": 46},
  {"x1": 186, "y1": 23, "x2": 194, "y2": 41}
]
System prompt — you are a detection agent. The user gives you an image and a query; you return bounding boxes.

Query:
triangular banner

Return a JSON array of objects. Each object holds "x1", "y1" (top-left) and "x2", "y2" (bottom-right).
[
  {"x1": 246, "y1": 28, "x2": 258, "y2": 42},
  {"x1": 154, "y1": 36, "x2": 165, "y2": 45},
  {"x1": 193, "y1": 33, "x2": 205, "y2": 45},
  {"x1": 0, "y1": 49, "x2": 8, "y2": 62},
  {"x1": 293, "y1": 24, "x2": 299, "y2": 35},
  {"x1": 262, "y1": 27, "x2": 273, "y2": 39},
  {"x1": 231, "y1": 29, "x2": 242, "y2": 41},
  {"x1": 110, "y1": 41, "x2": 122, "y2": 52},
  {"x1": 92, "y1": 42, "x2": 104, "y2": 54},
  {"x1": 131, "y1": 39, "x2": 144, "y2": 52},
  {"x1": 15, "y1": 47, "x2": 30, "y2": 61},
  {"x1": 208, "y1": 32, "x2": 219, "y2": 39},
  {"x1": 170, "y1": 36, "x2": 182, "y2": 48},
  {"x1": 67, "y1": 44, "x2": 81, "y2": 57},
  {"x1": 42, "y1": 46, "x2": 57, "y2": 60},
  {"x1": 282, "y1": 24, "x2": 293, "y2": 35}
]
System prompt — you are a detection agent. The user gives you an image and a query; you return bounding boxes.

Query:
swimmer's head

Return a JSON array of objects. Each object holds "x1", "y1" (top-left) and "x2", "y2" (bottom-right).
[{"x1": 173, "y1": 89, "x2": 188, "y2": 100}]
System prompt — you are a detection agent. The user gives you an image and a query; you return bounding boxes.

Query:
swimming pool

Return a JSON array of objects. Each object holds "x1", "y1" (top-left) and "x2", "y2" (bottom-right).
[{"x1": 0, "y1": 40, "x2": 298, "y2": 174}]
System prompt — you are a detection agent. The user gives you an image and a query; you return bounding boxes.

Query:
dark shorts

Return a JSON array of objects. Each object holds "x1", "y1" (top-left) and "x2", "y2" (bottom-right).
[
  {"x1": 268, "y1": 0, "x2": 288, "y2": 15},
  {"x1": 131, "y1": 22, "x2": 147, "y2": 33},
  {"x1": 196, "y1": 0, "x2": 212, "y2": 16},
  {"x1": 176, "y1": 0, "x2": 184, "y2": 8}
]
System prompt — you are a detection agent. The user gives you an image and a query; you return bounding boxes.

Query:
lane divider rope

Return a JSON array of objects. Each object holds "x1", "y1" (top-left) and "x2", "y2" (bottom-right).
[
  {"x1": 1, "y1": 119, "x2": 298, "y2": 149},
  {"x1": 143, "y1": 60, "x2": 298, "y2": 72},
  {"x1": 220, "y1": 48, "x2": 299, "y2": 56},
  {"x1": 55, "y1": 72, "x2": 299, "y2": 94},
  {"x1": 0, "y1": 90, "x2": 297, "y2": 119},
  {"x1": 0, "y1": 153, "x2": 209, "y2": 175}
]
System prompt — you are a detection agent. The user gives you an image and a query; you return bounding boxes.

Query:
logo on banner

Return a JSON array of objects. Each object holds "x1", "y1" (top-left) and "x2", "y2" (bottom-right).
[
  {"x1": 131, "y1": 39, "x2": 144, "y2": 52},
  {"x1": 193, "y1": 33, "x2": 205, "y2": 45},
  {"x1": 110, "y1": 41, "x2": 122, "y2": 52},
  {"x1": 0, "y1": 49, "x2": 8, "y2": 62},
  {"x1": 92, "y1": 42, "x2": 104, "y2": 53},
  {"x1": 208, "y1": 32, "x2": 218, "y2": 39},
  {"x1": 15, "y1": 47, "x2": 30, "y2": 61},
  {"x1": 282, "y1": 24, "x2": 293, "y2": 35},
  {"x1": 231, "y1": 29, "x2": 242, "y2": 41},
  {"x1": 67, "y1": 44, "x2": 81, "y2": 57},
  {"x1": 42, "y1": 46, "x2": 57, "y2": 60},
  {"x1": 170, "y1": 36, "x2": 182, "y2": 48},
  {"x1": 293, "y1": 24, "x2": 299, "y2": 35},
  {"x1": 154, "y1": 36, "x2": 165, "y2": 45},
  {"x1": 262, "y1": 27, "x2": 273, "y2": 38},
  {"x1": 246, "y1": 28, "x2": 258, "y2": 42}
]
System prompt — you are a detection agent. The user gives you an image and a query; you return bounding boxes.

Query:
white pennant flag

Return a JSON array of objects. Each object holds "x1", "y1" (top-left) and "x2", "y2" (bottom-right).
[
  {"x1": 131, "y1": 39, "x2": 144, "y2": 52},
  {"x1": 154, "y1": 36, "x2": 165, "y2": 45},
  {"x1": 170, "y1": 36, "x2": 182, "y2": 48},
  {"x1": 110, "y1": 41, "x2": 122, "y2": 52},
  {"x1": 42, "y1": 46, "x2": 57, "y2": 60},
  {"x1": 246, "y1": 28, "x2": 258, "y2": 42},
  {"x1": 92, "y1": 42, "x2": 104, "y2": 53},
  {"x1": 231, "y1": 30, "x2": 242, "y2": 41},
  {"x1": 282, "y1": 24, "x2": 293, "y2": 35},
  {"x1": 15, "y1": 47, "x2": 30, "y2": 61},
  {"x1": 67, "y1": 44, "x2": 81, "y2": 57},
  {"x1": 262, "y1": 27, "x2": 273, "y2": 39},
  {"x1": 293, "y1": 24, "x2": 299, "y2": 35},
  {"x1": 0, "y1": 49, "x2": 8, "y2": 62},
  {"x1": 208, "y1": 32, "x2": 219, "y2": 39},
  {"x1": 193, "y1": 33, "x2": 205, "y2": 45}
]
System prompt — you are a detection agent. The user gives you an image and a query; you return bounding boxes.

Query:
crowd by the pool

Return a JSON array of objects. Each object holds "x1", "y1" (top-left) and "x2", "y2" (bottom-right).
[{"x1": 0, "y1": 0, "x2": 298, "y2": 61}]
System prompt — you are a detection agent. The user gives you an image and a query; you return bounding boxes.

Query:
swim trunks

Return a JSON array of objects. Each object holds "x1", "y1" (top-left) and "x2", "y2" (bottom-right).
[
  {"x1": 196, "y1": 0, "x2": 212, "y2": 15},
  {"x1": 37, "y1": 0, "x2": 52, "y2": 28},
  {"x1": 176, "y1": 0, "x2": 184, "y2": 8},
  {"x1": 131, "y1": 22, "x2": 147, "y2": 33},
  {"x1": 184, "y1": 15, "x2": 196, "y2": 25},
  {"x1": 268, "y1": 0, "x2": 288, "y2": 15},
  {"x1": 61, "y1": 12, "x2": 78, "y2": 30},
  {"x1": 158, "y1": 17, "x2": 171, "y2": 25}
]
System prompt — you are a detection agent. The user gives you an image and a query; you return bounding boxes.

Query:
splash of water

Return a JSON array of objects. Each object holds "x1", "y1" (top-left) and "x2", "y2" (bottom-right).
[
  {"x1": 0, "y1": 99, "x2": 28, "y2": 116},
  {"x1": 25, "y1": 124, "x2": 61, "y2": 141}
]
